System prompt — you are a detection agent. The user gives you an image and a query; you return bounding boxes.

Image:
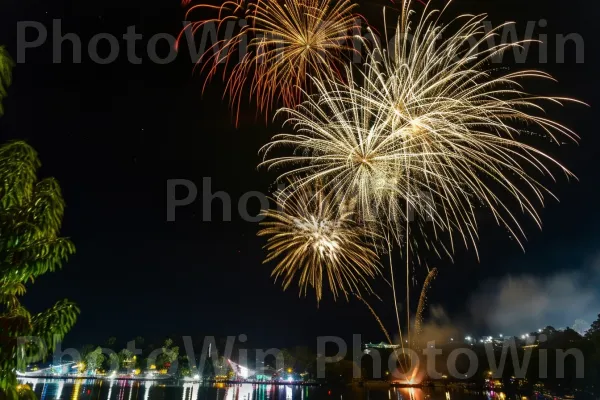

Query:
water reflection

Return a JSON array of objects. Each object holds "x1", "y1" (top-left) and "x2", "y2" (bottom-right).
[
  {"x1": 57, "y1": 381, "x2": 65, "y2": 399},
  {"x1": 144, "y1": 381, "x2": 154, "y2": 400},
  {"x1": 71, "y1": 380, "x2": 82, "y2": 400},
  {"x1": 117, "y1": 380, "x2": 126, "y2": 400},
  {"x1": 107, "y1": 379, "x2": 115, "y2": 400},
  {"x1": 19, "y1": 379, "x2": 516, "y2": 400},
  {"x1": 401, "y1": 388, "x2": 425, "y2": 400},
  {"x1": 484, "y1": 393, "x2": 507, "y2": 400},
  {"x1": 224, "y1": 384, "x2": 254, "y2": 400},
  {"x1": 214, "y1": 384, "x2": 314, "y2": 400},
  {"x1": 182, "y1": 383, "x2": 200, "y2": 400}
]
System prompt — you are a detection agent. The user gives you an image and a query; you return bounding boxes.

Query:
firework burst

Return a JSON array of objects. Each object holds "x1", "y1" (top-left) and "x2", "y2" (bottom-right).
[
  {"x1": 258, "y1": 184, "x2": 381, "y2": 303},
  {"x1": 259, "y1": 66, "x2": 453, "y2": 255},
  {"x1": 239, "y1": 0, "x2": 360, "y2": 115},
  {"x1": 179, "y1": 0, "x2": 361, "y2": 124},
  {"x1": 261, "y1": 4, "x2": 580, "y2": 256},
  {"x1": 177, "y1": 0, "x2": 250, "y2": 89},
  {"x1": 260, "y1": 2, "x2": 580, "y2": 345}
]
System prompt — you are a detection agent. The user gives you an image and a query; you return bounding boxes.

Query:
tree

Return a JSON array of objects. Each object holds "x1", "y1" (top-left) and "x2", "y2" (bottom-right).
[
  {"x1": 108, "y1": 353, "x2": 120, "y2": 372},
  {"x1": 292, "y1": 346, "x2": 316, "y2": 375},
  {"x1": 117, "y1": 349, "x2": 136, "y2": 371},
  {"x1": 212, "y1": 356, "x2": 231, "y2": 378},
  {"x1": 201, "y1": 354, "x2": 215, "y2": 378},
  {"x1": 586, "y1": 314, "x2": 600, "y2": 338},
  {"x1": 543, "y1": 326, "x2": 558, "y2": 335},
  {"x1": 154, "y1": 338, "x2": 179, "y2": 370},
  {"x1": 106, "y1": 337, "x2": 117, "y2": 349},
  {"x1": 280, "y1": 349, "x2": 296, "y2": 370},
  {"x1": 134, "y1": 336, "x2": 145, "y2": 348},
  {"x1": 0, "y1": 46, "x2": 14, "y2": 116},
  {"x1": 0, "y1": 141, "x2": 79, "y2": 400},
  {"x1": 179, "y1": 355, "x2": 192, "y2": 377},
  {"x1": 85, "y1": 347, "x2": 106, "y2": 373},
  {"x1": 587, "y1": 314, "x2": 600, "y2": 395}
]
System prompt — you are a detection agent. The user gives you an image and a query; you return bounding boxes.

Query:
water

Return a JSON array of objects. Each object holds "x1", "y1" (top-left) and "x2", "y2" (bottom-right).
[{"x1": 18, "y1": 379, "x2": 512, "y2": 400}]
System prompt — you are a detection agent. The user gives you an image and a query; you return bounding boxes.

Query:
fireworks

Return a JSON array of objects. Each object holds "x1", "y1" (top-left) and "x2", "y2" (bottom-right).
[
  {"x1": 260, "y1": 73, "x2": 413, "y2": 240},
  {"x1": 179, "y1": 0, "x2": 360, "y2": 123},
  {"x1": 181, "y1": 0, "x2": 580, "y2": 340},
  {"x1": 414, "y1": 267, "x2": 438, "y2": 344},
  {"x1": 177, "y1": 0, "x2": 249, "y2": 89},
  {"x1": 261, "y1": 5, "x2": 579, "y2": 256},
  {"x1": 257, "y1": 184, "x2": 381, "y2": 302},
  {"x1": 259, "y1": 2, "x2": 579, "y2": 342},
  {"x1": 238, "y1": 0, "x2": 360, "y2": 115}
]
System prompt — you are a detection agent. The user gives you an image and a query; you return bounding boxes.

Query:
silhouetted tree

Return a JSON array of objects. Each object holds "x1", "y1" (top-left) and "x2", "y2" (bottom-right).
[{"x1": 586, "y1": 314, "x2": 600, "y2": 338}]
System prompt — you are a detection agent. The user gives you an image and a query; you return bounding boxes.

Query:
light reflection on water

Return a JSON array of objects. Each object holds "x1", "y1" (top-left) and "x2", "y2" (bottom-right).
[{"x1": 17, "y1": 380, "x2": 512, "y2": 400}]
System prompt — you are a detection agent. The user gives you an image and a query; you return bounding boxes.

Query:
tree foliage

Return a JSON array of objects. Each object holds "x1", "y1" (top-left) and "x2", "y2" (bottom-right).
[
  {"x1": 586, "y1": 314, "x2": 600, "y2": 338},
  {"x1": 155, "y1": 338, "x2": 179, "y2": 370},
  {"x1": 84, "y1": 347, "x2": 105, "y2": 373},
  {"x1": 0, "y1": 47, "x2": 14, "y2": 116},
  {"x1": 0, "y1": 141, "x2": 79, "y2": 400}
]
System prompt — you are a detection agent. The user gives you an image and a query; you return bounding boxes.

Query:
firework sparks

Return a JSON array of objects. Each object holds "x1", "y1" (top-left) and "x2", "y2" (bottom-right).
[
  {"x1": 177, "y1": 0, "x2": 250, "y2": 90},
  {"x1": 258, "y1": 184, "x2": 381, "y2": 303},
  {"x1": 179, "y1": 0, "x2": 361, "y2": 124},
  {"x1": 260, "y1": 2, "x2": 580, "y2": 344},
  {"x1": 414, "y1": 267, "x2": 438, "y2": 344},
  {"x1": 239, "y1": 0, "x2": 360, "y2": 115},
  {"x1": 261, "y1": 5, "x2": 580, "y2": 256}
]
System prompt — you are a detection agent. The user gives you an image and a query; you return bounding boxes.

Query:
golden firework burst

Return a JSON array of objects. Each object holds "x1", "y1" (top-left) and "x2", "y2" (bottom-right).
[
  {"x1": 261, "y1": 5, "x2": 580, "y2": 255},
  {"x1": 260, "y1": 2, "x2": 581, "y2": 343},
  {"x1": 258, "y1": 184, "x2": 381, "y2": 302}
]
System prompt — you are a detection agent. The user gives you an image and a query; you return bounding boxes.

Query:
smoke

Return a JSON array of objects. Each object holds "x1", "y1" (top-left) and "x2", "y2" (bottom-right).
[
  {"x1": 419, "y1": 305, "x2": 461, "y2": 342},
  {"x1": 469, "y1": 254, "x2": 600, "y2": 335}
]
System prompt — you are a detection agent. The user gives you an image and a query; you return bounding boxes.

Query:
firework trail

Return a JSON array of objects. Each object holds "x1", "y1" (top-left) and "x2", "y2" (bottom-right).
[{"x1": 414, "y1": 267, "x2": 438, "y2": 346}]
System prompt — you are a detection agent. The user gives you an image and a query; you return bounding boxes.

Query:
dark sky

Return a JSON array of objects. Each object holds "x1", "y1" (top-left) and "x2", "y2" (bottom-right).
[{"x1": 0, "y1": 0, "x2": 598, "y2": 349}]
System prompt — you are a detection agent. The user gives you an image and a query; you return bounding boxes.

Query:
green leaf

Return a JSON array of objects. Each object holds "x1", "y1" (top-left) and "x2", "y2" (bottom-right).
[{"x1": 0, "y1": 46, "x2": 14, "y2": 116}]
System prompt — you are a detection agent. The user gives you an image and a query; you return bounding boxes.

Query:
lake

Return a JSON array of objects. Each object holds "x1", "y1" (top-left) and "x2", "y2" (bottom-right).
[{"x1": 18, "y1": 379, "x2": 513, "y2": 400}]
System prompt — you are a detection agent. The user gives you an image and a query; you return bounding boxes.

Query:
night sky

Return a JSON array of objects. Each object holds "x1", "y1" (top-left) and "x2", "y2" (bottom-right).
[{"x1": 0, "y1": 0, "x2": 598, "y2": 349}]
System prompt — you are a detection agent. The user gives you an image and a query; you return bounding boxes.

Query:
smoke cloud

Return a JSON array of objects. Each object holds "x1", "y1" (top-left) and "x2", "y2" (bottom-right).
[
  {"x1": 469, "y1": 254, "x2": 600, "y2": 335},
  {"x1": 419, "y1": 305, "x2": 461, "y2": 342}
]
